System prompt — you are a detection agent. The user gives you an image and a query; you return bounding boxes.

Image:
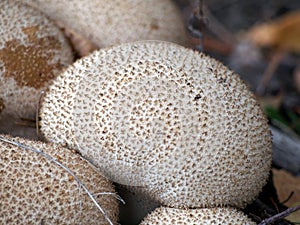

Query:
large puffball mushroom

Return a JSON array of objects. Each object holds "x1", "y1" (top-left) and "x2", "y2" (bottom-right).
[
  {"x1": 22, "y1": 0, "x2": 188, "y2": 48},
  {"x1": 0, "y1": 0, "x2": 73, "y2": 123},
  {"x1": 39, "y1": 41, "x2": 272, "y2": 208},
  {"x1": 139, "y1": 207, "x2": 256, "y2": 225},
  {"x1": 0, "y1": 135, "x2": 118, "y2": 224}
]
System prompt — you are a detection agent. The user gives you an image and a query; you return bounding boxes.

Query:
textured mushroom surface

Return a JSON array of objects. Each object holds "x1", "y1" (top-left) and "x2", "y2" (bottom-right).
[
  {"x1": 0, "y1": 135, "x2": 118, "y2": 224},
  {"x1": 40, "y1": 41, "x2": 272, "y2": 208},
  {"x1": 0, "y1": 0, "x2": 73, "y2": 120},
  {"x1": 22, "y1": 0, "x2": 188, "y2": 48},
  {"x1": 140, "y1": 207, "x2": 256, "y2": 225}
]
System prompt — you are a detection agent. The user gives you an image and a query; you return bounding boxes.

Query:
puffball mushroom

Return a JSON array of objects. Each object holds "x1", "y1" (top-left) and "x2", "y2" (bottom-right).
[
  {"x1": 139, "y1": 207, "x2": 256, "y2": 225},
  {"x1": 21, "y1": 0, "x2": 188, "y2": 48},
  {"x1": 0, "y1": 0, "x2": 73, "y2": 120},
  {"x1": 0, "y1": 135, "x2": 118, "y2": 224},
  {"x1": 40, "y1": 41, "x2": 272, "y2": 208}
]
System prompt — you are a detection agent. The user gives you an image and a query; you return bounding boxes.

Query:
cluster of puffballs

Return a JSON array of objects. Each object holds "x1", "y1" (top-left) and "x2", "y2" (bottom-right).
[{"x1": 0, "y1": 1, "x2": 272, "y2": 225}]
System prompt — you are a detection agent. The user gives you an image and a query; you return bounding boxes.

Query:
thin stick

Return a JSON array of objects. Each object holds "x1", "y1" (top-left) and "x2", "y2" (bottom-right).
[
  {"x1": 281, "y1": 192, "x2": 294, "y2": 205},
  {"x1": 93, "y1": 192, "x2": 126, "y2": 205},
  {"x1": 187, "y1": 0, "x2": 207, "y2": 51},
  {"x1": 256, "y1": 50, "x2": 286, "y2": 95},
  {"x1": 188, "y1": 0, "x2": 236, "y2": 53},
  {"x1": 258, "y1": 204, "x2": 300, "y2": 225},
  {"x1": 0, "y1": 136, "x2": 116, "y2": 225}
]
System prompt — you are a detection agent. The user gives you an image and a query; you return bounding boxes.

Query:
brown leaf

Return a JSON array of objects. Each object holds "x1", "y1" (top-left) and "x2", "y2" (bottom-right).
[
  {"x1": 247, "y1": 11, "x2": 300, "y2": 52},
  {"x1": 273, "y1": 168, "x2": 300, "y2": 207},
  {"x1": 273, "y1": 168, "x2": 300, "y2": 222}
]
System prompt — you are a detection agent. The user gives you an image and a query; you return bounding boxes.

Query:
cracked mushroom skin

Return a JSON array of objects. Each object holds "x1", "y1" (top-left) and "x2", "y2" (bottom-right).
[
  {"x1": 0, "y1": 0, "x2": 73, "y2": 120},
  {"x1": 40, "y1": 41, "x2": 272, "y2": 208},
  {"x1": 0, "y1": 135, "x2": 118, "y2": 224},
  {"x1": 140, "y1": 207, "x2": 256, "y2": 225},
  {"x1": 21, "y1": 0, "x2": 188, "y2": 48}
]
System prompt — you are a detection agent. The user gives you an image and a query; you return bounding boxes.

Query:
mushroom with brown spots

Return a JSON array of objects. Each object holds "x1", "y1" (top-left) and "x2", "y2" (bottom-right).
[
  {"x1": 0, "y1": 0, "x2": 73, "y2": 125},
  {"x1": 39, "y1": 40, "x2": 272, "y2": 209},
  {"x1": 0, "y1": 135, "x2": 119, "y2": 224},
  {"x1": 21, "y1": 0, "x2": 189, "y2": 49}
]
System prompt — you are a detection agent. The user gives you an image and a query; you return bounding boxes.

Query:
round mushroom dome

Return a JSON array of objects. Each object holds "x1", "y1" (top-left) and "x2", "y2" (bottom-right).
[
  {"x1": 40, "y1": 41, "x2": 272, "y2": 208},
  {"x1": 22, "y1": 0, "x2": 188, "y2": 48},
  {"x1": 0, "y1": 135, "x2": 118, "y2": 224},
  {"x1": 140, "y1": 207, "x2": 256, "y2": 225},
  {"x1": 0, "y1": 0, "x2": 73, "y2": 121}
]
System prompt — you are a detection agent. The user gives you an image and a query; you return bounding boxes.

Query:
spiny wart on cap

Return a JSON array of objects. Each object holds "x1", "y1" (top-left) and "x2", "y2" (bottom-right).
[
  {"x1": 22, "y1": 0, "x2": 188, "y2": 48},
  {"x1": 0, "y1": 135, "x2": 118, "y2": 224},
  {"x1": 39, "y1": 40, "x2": 272, "y2": 209},
  {"x1": 140, "y1": 207, "x2": 256, "y2": 225},
  {"x1": 0, "y1": 0, "x2": 73, "y2": 120}
]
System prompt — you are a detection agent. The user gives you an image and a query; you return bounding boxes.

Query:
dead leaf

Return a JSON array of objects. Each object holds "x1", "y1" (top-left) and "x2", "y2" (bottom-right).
[
  {"x1": 247, "y1": 11, "x2": 300, "y2": 52},
  {"x1": 273, "y1": 168, "x2": 300, "y2": 207},
  {"x1": 273, "y1": 168, "x2": 300, "y2": 223}
]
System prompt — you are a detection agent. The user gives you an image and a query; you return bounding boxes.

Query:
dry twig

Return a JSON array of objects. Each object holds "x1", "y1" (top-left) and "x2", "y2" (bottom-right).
[
  {"x1": 187, "y1": 0, "x2": 207, "y2": 51},
  {"x1": 258, "y1": 204, "x2": 300, "y2": 225}
]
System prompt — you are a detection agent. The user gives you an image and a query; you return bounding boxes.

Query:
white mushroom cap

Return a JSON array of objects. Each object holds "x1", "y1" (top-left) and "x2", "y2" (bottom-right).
[
  {"x1": 22, "y1": 0, "x2": 188, "y2": 48},
  {"x1": 140, "y1": 207, "x2": 256, "y2": 225},
  {"x1": 0, "y1": 135, "x2": 118, "y2": 224},
  {"x1": 40, "y1": 41, "x2": 272, "y2": 208},
  {"x1": 0, "y1": 0, "x2": 73, "y2": 120}
]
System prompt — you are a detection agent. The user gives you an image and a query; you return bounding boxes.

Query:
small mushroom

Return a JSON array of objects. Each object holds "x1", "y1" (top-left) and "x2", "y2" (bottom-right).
[
  {"x1": 0, "y1": 135, "x2": 118, "y2": 224},
  {"x1": 139, "y1": 207, "x2": 256, "y2": 225},
  {"x1": 22, "y1": 0, "x2": 188, "y2": 48},
  {"x1": 40, "y1": 41, "x2": 272, "y2": 208},
  {"x1": 0, "y1": 0, "x2": 73, "y2": 122}
]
